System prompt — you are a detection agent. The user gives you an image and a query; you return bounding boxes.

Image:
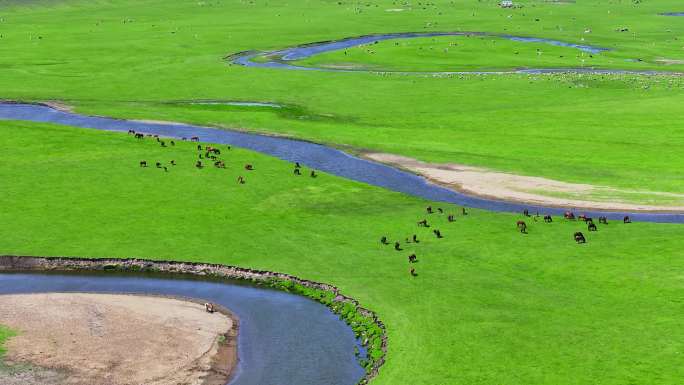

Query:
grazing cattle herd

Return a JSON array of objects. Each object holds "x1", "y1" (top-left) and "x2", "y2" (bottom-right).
[
  {"x1": 131, "y1": 129, "x2": 637, "y2": 279},
  {"x1": 130, "y1": 129, "x2": 320, "y2": 186},
  {"x1": 382, "y1": 205, "x2": 635, "y2": 277}
]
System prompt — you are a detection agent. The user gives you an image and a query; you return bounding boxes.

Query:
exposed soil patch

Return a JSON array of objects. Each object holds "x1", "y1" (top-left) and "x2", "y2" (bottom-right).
[
  {"x1": 0, "y1": 293, "x2": 236, "y2": 385},
  {"x1": 363, "y1": 152, "x2": 684, "y2": 212}
]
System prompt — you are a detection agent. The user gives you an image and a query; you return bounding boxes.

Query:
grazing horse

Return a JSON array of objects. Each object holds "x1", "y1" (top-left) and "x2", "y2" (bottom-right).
[
  {"x1": 245, "y1": 164, "x2": 254, "y2": 170},
  {"x1": 139, "y1": 161, "x2": 147, "y2": 167},
  {"x1": 128, "y1": 129, "x2": 135, "y2": 134},
  {"x1": 380, "y1": 236, "x2": 389, "y2": 245},
  {"x1": 135, "y1": 133, "x2": 144, "y2": 139},
  {"x1": 195, "y1": 161, "x2": 203, "y2": 168},
  {"x1": 433, "y1": 229, "x2": 443, "y2": 238},
  {"x1": 588, "y1": 222, "x2": 597, "y2": 231},
  {"x1": 205, "y1": 303, "x2": 215, "y2": 313},
  {"x1": 412, "y1": 234, "x2": 419, "y2": 243},
  {"x1": 191, "y1": 136, "x2": 199, "y2": 142},
  {"x1": 623, "y1": 216, "x2": 631, "y2": 223},
  {"x1": 516, "y1": 220, "x2": 527, "y2": 233},
  {"x1": 410, "y1": 268, "x2": 417, "y2": 277},
  {"x1": 544, "y1": 215, "x2": 552, "y2": 223},
  {"x1": 599, "y1": 216, "x2": 608, "y2": 224},
  {"x1": 394, "y1": 242, "x2": 402, "y2": 251},
  {"x1": 564, "y1": 211, "x2": 575, "y2": 220},
  {"x1": 426, "y1": 206, "x2": 433, "y2": 214},
  {"x1": 310, "y1": 170, "x2": 317, "y2": 178},
  {"x1": 408, "y1": 254, "x2": 417, "y2": 263},
  {"x1": 574, "y1": 232, "x2": 586, "y2": 244},
  {"x1": 294, "y1": 168, "x2": 301, "y2": 176},
  {"x1": 417, "y1": 219, "x2": 429, "y2": 227},
  {"x1": 447, "y1": 214, "x2": 455, "y2": 222}
]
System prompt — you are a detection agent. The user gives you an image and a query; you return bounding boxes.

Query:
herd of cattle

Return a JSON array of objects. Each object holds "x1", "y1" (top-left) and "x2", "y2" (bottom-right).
[
  {"x1": 383, "y1": 206, "x2": 634, "y2": 277},
  {"x1": 130, "y1": 130, "x2": 318, "y2": 182}
]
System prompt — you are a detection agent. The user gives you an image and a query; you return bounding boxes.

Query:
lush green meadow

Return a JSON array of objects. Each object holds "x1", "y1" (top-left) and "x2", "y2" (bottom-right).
[
  {"x1": 0, "y1": 0, "x2": 684, "y2": 196},
  {"x1": 0, "y1": 327, "x2": 13, "y2": 358},
  {"x1": 2, "y1": 120, "x2": 684, "y2": 384}
]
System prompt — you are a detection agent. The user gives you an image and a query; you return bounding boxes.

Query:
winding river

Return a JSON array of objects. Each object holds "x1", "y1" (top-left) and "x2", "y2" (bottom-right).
[
  {"x1": 1, "y1": 102, "x2": 682, "y2": 223},
  {"x1": 228, "y1": 32, "x2": 681, "y2": 75},
  {"x1": 0, "y1": 271, "x2": 366, "y2": 385}
]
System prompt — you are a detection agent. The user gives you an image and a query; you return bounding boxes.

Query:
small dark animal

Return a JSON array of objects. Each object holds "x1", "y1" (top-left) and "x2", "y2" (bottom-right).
[
  {"x1": 294, "y1": 168, "x2": 301, "y2": 175},
  {"x1": 544, "y1": 215, "x2": 552, "y2": 223},
  {"x1": 516, "y1": 220, "x2": 527, "y2": 233},
  {"x1": 245, "y1": 164, "x2": 254, "y2": 171},
  {"x1": 170, "y1": 160, "x2": 176, "y2": 166},
  {"x1": 447, "y1": 215, "x2": 455, "y2": 222},
  {"x1": 191, "y1": 136, "x2": 199, "y2": 142},
  {"x1": 170, "y1": 141, "x2": 175, "y2": 146},
  {"x1": 437, "y1": 208, "x2": 443, "y2": 214},
  {"x1": 139, "y1": 161, "x2": 147, "y2": 167},
  {"x1": 433, "y1": 229, "x2": 443, "y2": 238},
  {"x1": 310, "y1": 170, "x2": 317, "y2": 178},
  {"x1": 574, "y1": 232, "x2": 586, "y2": 244},
  {"x1": 412, "y1": 234, "x2": 419, "y2": 243},
  {"x1": 295, "y1": 162, "x2": 301, "y2": 168},
  {"x1": 160, "y1": 141, "x2": 166, "y2": 147},
  {"x1": 426, "y1": 206, "x2": 433, "y2": 214},
  {"x1": 564, "y1": 211, "x2": 576, "y2": 220},
  {"x1": 135, "y1": 133, "x2": 144, "y2": 139},
  {"x1": 163, "y1": 166, "x2": 168, "y2": 172},
  {"x1": 197, "y1": 144, "x2": 202, "y2": 151},
  {"x1": 624, "y1": 216, "x2": 631, "y2": 223},
  {"x1": 127, "y1": 129, "x2": 135, "y2": 134},
  {"x1": 205, "y1": 303, "x2": 215, "y2": 313},
  {"x1": 195, "y1": 161, "x2": 203, "y2": 168},
  {"x1": 523, "y1": 209, "x2": 530, "y2": 217},
  {"x1": 417, "y1": 219, "x2": 429, "y2": 227},
  {"x1": 599, "y1": 216, "x2": 608, "y2": 224},
  {"x1": 410, "y1": 268, "x2": 417, "y2": 277},
  {"x1": 237, "y1": 176, "x2": 245, "y2": 184},
  {"x1": 380, "y1": 236, "x2": 389, "y2": 245},
  {"x1": 578, "y1": 214, "x2": 588, "y2": 222},
  {"x1": 588, "y1": 222, "x2": 597, "y2": 231},
  {"x1": 462, "y1": 207, "x2": 468, "y2": 215},
  {"x1": 156, "y1": 162, "x2": 162, "y2": 168},
  {"x1": 408, "y1": 254, "x2": 417, "y2": 263},
  {"x1": 394, "y1": 242, "x2": 402, "y2": 251}
]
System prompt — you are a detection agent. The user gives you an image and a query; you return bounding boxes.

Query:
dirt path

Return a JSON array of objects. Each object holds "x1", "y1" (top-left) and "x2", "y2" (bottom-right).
[
  {"x1": 364, "y1": 152, "x2": 684, "y2": 213},
  {"x1": 0, "y1": 293, "x2": 236, "y2": 385}
]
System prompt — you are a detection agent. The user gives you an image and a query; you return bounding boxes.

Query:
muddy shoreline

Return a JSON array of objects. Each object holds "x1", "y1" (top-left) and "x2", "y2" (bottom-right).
[{"x1": 0, "y1": 255, "x2": 388, "y2": 385}]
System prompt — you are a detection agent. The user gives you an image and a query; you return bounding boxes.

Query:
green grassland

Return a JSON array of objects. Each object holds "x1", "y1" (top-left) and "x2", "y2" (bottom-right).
[
  {"x1": 294, "y1": 34, "x2": 684, "y2": 72},
  {"x1": 0, "y1": 327, "x2": 13, "y2": 358},
  {"x1": 0, "y1": 0, "x2": 684, "y2": 196},
  {"x1": 2, "y1": 120, "x2": 684, "y2": 385}
]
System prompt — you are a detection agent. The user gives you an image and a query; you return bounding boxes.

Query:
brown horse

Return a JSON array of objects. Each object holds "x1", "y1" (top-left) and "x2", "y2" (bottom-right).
[
  {"x1": 516, "y1": 220, "x2": 527, "y2": 233},
  {"x1": 564, "y1": 211, "x2": 575, "y2": 220}
]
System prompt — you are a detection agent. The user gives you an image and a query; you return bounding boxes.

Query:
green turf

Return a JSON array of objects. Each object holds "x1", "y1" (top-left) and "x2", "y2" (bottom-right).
[
  {"x1": 0, "y1": 326, "x2": 15, "y2": 359},
  {"x1": 1, "y1": 0, "x2": 684, "y2": 197},
  {"x1": 295, "y1": 34, "x2": 684, "y2": 72},
  {"x1": 2, "y1": 120, "x2": 683, "y2": 385}
]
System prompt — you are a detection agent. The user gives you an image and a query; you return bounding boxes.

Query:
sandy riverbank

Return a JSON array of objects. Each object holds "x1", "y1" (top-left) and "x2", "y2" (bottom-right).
[
  {"x1": 363, "y1": 152, "x2": 684, "y2": 213},
  {"x1": 0, "y1": 293, "x2": 236, "y2": 385}
]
